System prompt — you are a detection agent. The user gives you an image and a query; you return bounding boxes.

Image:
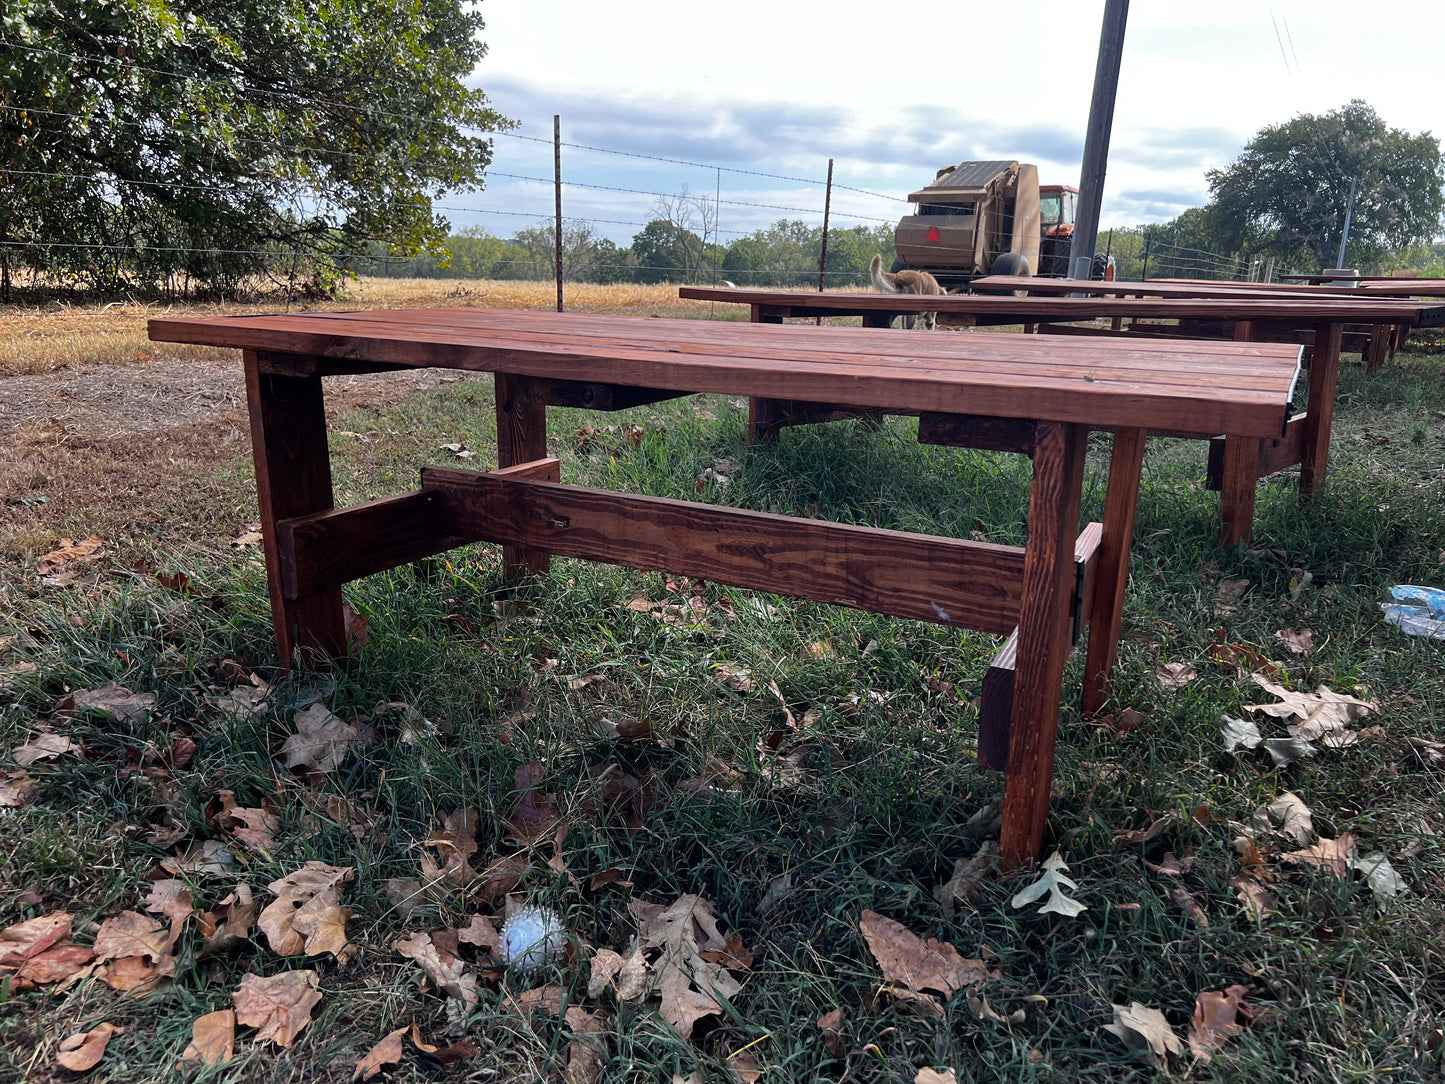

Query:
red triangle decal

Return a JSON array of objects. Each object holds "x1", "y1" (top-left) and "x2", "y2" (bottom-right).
[{"x1": 925, "y1": 226, "x2": 941, "y2": 243}]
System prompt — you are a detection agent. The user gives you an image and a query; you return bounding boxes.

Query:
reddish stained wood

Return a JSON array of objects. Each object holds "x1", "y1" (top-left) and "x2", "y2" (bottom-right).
[
  {"x1": 999, "y1": 421, "x2": 1088, "y2": 868},
  {"x1": 276, "y1": 459, "x2": 562, "y2": 598},
  {"x1": 148, "y1": 308, "x2": 1301, "y2": 439},
  {"x1": 1081, "y1": 428, "x2": 1146, "y2": 717},
  {"x1": 494, "y1": 372, "x2": 550, "y2": 578},
  {"x1": 243, "y1": 352, "x2": 345, "y2": 668},
  {"x1": 1217, "y1": 436, "x2": 1263, "y2": 547},
  {"x1": 681, "y1": 284, "x2": 1442, "y2": 324},
  {"x1": 1207, "y1": 413, "x2": 1306, "y2": 490},
  {"x1": 917, "y1": 413, "x2": 1038, "y2": 455},
  {"x1": 1300, "y1": 321, "x2": 1343, "y2": 499},
  {"x1": 978, "y1": 522, "x2": 1102, "y2": 771},
  {"x1": 420, "y1": 466, "x2": 1027, "y2": 635}
]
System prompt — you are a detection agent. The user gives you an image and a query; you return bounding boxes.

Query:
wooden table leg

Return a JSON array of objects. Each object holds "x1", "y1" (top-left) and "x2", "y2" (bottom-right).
[
  {"x1": 748, "y1": 308, "x2": 789, "y2": 443},
  {"x1": 1082, "y1": 426, "x2": 1146, "y2": 716},
  {"x1": 244, "y1": 351, "x2": 345, "y2": 669},
  {"x1": 495, "y1": 372, "x2": 551, "y2": 578},
  {"x1": 1215, "y1": 318, "x2": 1264, "y2": 547},
  {"x1": 1300, "y1": 320, "x2": 1342, "y2": 500},
  {"x1": 1217, "y1": 436, "x2": 1262, "y2": 548},
  {"x1": 999, "y1": 420, "x2": 1088, "y2": 869}
]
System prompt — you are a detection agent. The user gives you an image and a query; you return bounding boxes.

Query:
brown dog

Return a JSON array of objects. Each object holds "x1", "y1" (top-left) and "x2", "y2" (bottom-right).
[{"x1": 869, "y1": 254, "x2": 943, "y2": 330}]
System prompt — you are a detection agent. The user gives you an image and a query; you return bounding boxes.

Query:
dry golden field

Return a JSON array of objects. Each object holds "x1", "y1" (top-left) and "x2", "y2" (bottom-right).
[{"x1": 0, "y1": 277, "x2": 728, "y2": 376}]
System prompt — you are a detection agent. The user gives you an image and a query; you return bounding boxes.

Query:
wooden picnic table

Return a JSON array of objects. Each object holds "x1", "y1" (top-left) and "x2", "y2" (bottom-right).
[
  {"x1": 680, "y1": 285, "x2": 1434, "y2": 545},
  {"x1": 148, "y1": 307, "x2": 1300, "y2": 866},
  {"x1": 1279, "y1": 271, "x2": 1445, "y2": 287},
  {"x1": 969, "y1": 273, "x2": 1445, "y2": 375}
]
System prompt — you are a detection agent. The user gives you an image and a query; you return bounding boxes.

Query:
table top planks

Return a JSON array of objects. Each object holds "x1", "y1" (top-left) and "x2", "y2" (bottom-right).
[
  {"x1": 679, "y1": 285, "x2": 1445, "y2": 326},
  {"x1": 149, "y1": 307, "x2": 1302, "y2": 439},
  {"x1": 966, "y1": 276, "x2": 1445, "y2": 317}
]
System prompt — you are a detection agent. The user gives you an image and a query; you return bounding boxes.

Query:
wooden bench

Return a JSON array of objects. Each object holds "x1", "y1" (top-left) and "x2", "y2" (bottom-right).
[
  {"x1": 148, "y1": 307, "x2": 1299, "y2": 866},
  {"x1": 681, "y1": 285, "x2": 1439, "y2": 545}
]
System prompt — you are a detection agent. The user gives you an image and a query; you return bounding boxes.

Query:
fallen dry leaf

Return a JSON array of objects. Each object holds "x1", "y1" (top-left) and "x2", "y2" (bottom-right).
[
  {"x1": 0, "y1": 769, "x2": 37, "y2": 807},
  {"x1": 817, "y1": 1007, "x2": 846, "y2": 1058},
  {"x1": 12, "y1": 733, "x2": 81, "y2": 766},
  {"x1": 565, "y1": 1005, "x2": 612, "y2": 1084},
  {"x1": 1213, "y1": 577, "x2": 1250, "y2": 613},
  {"x1": 504, "y1": 762, "x2": 562, "y2": 843},
  {"x1": 55, "y1": 1022, "x2": 121, "y2": 1071},
  {"x1": 915, "y1": 1070, "x2": 957, "y2": 1084},
  {"x1": 1274, "y1": 628, "x2": 1314, "y2": 655},
  {"x1": 1188, "y1": 985, "x2": 1249, "y2": 1060},
  {"x1": 181, "y1": 1009, "x2": 235, "y2": 1066},
  {"x1": 355, "y1": 1026, "x2": 408, "y2": 1080},
  {"x1": 629, "y1": 895, "x2": 745, "y2": 1037},
  {"x1": 258, "y1": 862, "x2": 354, "y2": 957},
  {"x1": 859, "y1": 910, "x2": 996, "y2": 996},
  {"x1": 1355, "y1": 852, "x2": 1409, "y2": 898},
  {"x1": 0, "y1": 912, "x2": 72, "y2": 967},
  {"x1": 93, "y1": 910, "x2": 173, "y2": 964},
  {"x1": 209, "y1": 791, "x2": 281, "y2": 852},
  {"x1": 409, "y1": 1025, "x2": 479, "y2": 1065},
  {"x1": 1207, "y1": 628, "x2": 1281, "y2": 678},
  {"x1": 1245, "y1": 677, "x2": 1376, "y2": 748},
  {"x1": 1282, "y1": 834, "x2": 1357, "y2": 877},
  {"x1": 196, "y1": 884, "x2": 259, "y2": 958},
  {"x1": 422, "y1": 808, "x2": 481, "y2": 888},
  {"x1": 1010, "y1": 852, "x2": 1087, "y2": 916},
  {"x1": 9, "y1": 944, "x2": 96, "y2": 989},
  {"x1": 933, "y1": 842, "x2": 998, "y2": 917},
  {"x1": 1169, "y1": 886, "x2": 1209, "y2": 927},
  {"x1": 1230, "y1": 875, "x2": 1276, "y2": 919},
  {"x1": 1154, "y1": 661, "x2": 1196, "y2": 689},
  {"x1": 143, "y1": 879, "x2": 196, "y2": 929},
  {"x1": 713, "y1": 663, "x2": 757, "y2": 693},
  {"x1": 36, "y1": 535, "x2": 105, "y2": 576},
  {"x1": 233, "y1": 970, "x2": 322, "y2": 1048},
  {"x1": 504, "y1": 983, "x2": 566, "y2": 1016},
  {"x1": 280, "y1": 703, "x2": 363, "y2": 773},
  {"x1": 57, "y1": 682, "x2": 154, "y2": 723},
  {"x1": 1249, "y1": 792, "x2": 1314, "y2": 846},
  {"x1": 393, "y1": 931, "x2": 479, "y2": 1008},
  {"x1": 1103, "y1": 1001, "x2": 1183, "y2": 1068}
]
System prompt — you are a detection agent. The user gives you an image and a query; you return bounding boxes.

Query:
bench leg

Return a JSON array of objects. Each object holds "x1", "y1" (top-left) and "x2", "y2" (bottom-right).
[
  {"x1": 1299, "y1": 320, "x2": 1342, "y2": 500},
  {"x1": 495, "y1": 373, "x2": 551, "y2": 577},
  {"x1": 1082, "y1": 426, "x2": 1146, "y2": 716},
  {"x1": 999, "y1": 420, "x2": 1087, "y2": 869},
  {"x1": 244, "y1": 351, "x2": 345, "y2": 669}
]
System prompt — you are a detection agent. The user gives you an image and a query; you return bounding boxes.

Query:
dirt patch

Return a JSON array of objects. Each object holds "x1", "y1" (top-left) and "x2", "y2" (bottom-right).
[
  {"x1": 0, "y1": 351, "x2": 485, "y2": 560},
  {"x1": 0, "y1": 352, "x2": 479, "y2": 439}
]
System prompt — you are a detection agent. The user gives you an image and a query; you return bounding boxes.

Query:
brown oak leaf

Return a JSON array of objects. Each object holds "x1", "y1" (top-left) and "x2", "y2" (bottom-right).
[
  {"x1": 504, "y1": 762, "x2": 561, "y2": 843},
  {"x1": 1188, "y1": 985, "x2": 1249, "y2": 1060},
  {"x1": 257, "y1": 862, "x2": 354, "y2": 957},
  {"x1": 355, "y1": 1026, "x2": 408, "y2": 1080},
  {"x1": 232, "y1": 970, "x2": 323, "y2": 1047},
  {"x1": 180, "y1": 1009, "x2": 235, "y2": 1065},
  {"x1": 859, "y1": 910, "x2": 996, "y2": 996},
  {"x1": 56, "y1": 1022, "x2": 121, "y2": 1072}
]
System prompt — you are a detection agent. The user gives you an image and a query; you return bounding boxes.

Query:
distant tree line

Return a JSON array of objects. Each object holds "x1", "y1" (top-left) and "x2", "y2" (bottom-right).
[{"x1": 353, "y1": 213, "x2": 898, "y2": 288}]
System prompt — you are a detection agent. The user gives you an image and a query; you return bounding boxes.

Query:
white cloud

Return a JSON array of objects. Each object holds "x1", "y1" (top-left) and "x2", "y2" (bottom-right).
[{"x1": 464, "y1": 0, "x2": 1445, "y2": 242}]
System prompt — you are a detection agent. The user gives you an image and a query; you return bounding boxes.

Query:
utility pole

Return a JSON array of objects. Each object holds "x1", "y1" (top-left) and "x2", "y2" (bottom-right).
[
  {"x1": 1069, "y1": 0, "x2": 1129, "y2": 280},
  {"x1": 553, "y1": 114, "x2": 564, "y2": 312},
  {"x1": 1335, "y1": 175, "x2": 1358, "y2": 269}
]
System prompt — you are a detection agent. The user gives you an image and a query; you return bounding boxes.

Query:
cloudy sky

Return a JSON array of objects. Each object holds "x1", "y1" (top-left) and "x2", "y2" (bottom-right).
[{"x1": 456, "y1": 0, "x2": 1445, "y2": 246}]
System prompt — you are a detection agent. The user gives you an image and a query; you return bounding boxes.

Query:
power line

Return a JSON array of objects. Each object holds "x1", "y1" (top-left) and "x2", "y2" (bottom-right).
[
  {"x1": 491, "y1": 129, "x2": 907, "y2": 204},
  {"x1": 0, "y1": 36, "x2": 911, "y2": 207}
]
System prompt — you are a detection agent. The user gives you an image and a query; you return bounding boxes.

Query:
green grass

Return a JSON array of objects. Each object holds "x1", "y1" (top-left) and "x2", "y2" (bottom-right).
[{"x1": 1, "y1": 350, "x2": 1444, "y2": 1083}]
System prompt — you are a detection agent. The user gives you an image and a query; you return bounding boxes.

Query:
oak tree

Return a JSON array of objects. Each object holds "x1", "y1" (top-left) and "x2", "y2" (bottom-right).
[
  {"x1": 0, "y1": 0, "x2": 509, "y2": 296},
  {"x1": 1207, "y1": 100, "x2": 1443, "y2": 270}
]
